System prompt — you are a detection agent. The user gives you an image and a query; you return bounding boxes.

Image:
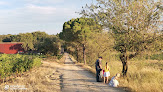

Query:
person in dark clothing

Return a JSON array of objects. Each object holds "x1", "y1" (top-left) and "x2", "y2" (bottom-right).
[{"x1": 95, "y1": 56, "x2": 103, "y2": 82}]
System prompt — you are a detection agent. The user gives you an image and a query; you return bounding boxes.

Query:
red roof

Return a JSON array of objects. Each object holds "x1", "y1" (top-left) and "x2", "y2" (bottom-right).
[{"x1": 0, "y1": 42, "x2": 24, "y2": 54}]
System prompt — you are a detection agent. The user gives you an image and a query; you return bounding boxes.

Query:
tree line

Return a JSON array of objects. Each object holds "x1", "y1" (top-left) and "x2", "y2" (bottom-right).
[{"x1": 0, "y1": 31, "x2": 61, "y2": 56}]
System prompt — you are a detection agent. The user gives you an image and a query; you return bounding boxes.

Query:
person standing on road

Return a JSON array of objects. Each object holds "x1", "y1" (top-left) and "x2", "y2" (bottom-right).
[
  {"x1": 95, "y1": 56, "x2": 103, "y2": 82},
  {"x1": 103, "y1": 62, "x2": 110, "y2": 83}
]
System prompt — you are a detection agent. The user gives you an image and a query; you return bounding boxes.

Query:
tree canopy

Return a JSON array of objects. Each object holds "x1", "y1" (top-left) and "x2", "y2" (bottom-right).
[
  {"x1": 59, "y1": 18, "x2": 103, "y2": 64},
  {"x1": 81, "y1": 0, "x2": 162, "y2": 76}
]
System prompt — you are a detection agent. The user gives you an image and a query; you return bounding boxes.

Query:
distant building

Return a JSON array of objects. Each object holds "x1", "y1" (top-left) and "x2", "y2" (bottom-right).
[{"x1": 0, "y1": 42, "x2": 24, "y2": 54}]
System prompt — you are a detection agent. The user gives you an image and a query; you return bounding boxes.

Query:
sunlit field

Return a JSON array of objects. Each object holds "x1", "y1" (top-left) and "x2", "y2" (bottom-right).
[{"x1": 104, "y1": 54, "x2": 163, "y2": 92}]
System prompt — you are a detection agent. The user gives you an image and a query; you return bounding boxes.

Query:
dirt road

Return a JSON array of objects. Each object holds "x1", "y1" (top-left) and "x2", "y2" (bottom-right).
[{"x1": 57, "y1": 53, "x2": 126, "y2": 92}]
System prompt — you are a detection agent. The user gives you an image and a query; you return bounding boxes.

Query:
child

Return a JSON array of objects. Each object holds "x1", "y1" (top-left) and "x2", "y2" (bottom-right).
[
  {"x1": 103, "y1": 62, "x2": 110, "y2": 83},
  {"x1": 109, "y1": 73, "x2": 120, "y2": 87}
]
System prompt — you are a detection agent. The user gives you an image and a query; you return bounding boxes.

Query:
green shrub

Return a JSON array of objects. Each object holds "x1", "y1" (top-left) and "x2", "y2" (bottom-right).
[{"x1": 0, "y1": 54, "x2": 42, "y2": 80}]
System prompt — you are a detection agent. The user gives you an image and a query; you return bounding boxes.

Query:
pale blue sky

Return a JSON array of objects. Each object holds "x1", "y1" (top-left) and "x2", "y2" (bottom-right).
[{"x1": 0, "y1": 0, "x2": 94, "y2": 35}]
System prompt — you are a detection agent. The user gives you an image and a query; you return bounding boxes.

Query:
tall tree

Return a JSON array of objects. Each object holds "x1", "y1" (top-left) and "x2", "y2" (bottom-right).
[
  {"x1": 81, "y1": 0, "x2": 162, "y2": 76},
  {"x1": 59, "y1": 18, "x2": 102, "y2": 64}
]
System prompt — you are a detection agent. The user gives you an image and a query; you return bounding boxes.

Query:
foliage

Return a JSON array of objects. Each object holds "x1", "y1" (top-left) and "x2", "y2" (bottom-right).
[
  {"x1": 0, "y1": 34, "x2": 12, "y2": 42},
  {"x1": 32, "y1": 31, "x2": 48, "y2": 50},
  {"x1": 59, "y1": 18, "x2": 103, "y2": 64},
  {"x1": 81, "y1": 0, "x2": 162, "y2": 76},
  {"x1": 0, "y1": 54, "x2": 41, "y2": 80},
  {"x1": 19, "y1": 33, "x2": 34, "y2": 51},
  {"x1": 0, "y1": 31, "x2": 61, "y2": 56},
  {"x1": 37, "y1": 35, "x2": 61, "y2": 55}
]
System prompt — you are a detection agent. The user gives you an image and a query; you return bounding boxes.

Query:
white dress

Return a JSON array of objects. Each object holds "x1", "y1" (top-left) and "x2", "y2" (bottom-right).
[{"x1": 104, "y1": 71, "x2": 110, "y2": 77}]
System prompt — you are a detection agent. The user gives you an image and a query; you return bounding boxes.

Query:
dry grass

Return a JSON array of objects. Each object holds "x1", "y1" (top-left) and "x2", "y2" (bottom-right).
[
  {"x1": 108, "y1": 60, "x2": 163, "y2": 92},
  {"x1": 77, "y1": 59, "x2": 163, "y2": 92},
  {"x1": 0, "y1": 61, "x2": 61, "y2": 92}
]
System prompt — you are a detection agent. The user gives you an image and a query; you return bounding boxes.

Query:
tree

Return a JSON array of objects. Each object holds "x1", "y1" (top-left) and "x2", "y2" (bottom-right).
[
  {"x1": 2, "y1": 34, "x2": 12, "y2": 42},
  {"x1": 59, "y1": 18, "x2": 102, "y2": 64},
  {"x1": 81, "y1": 0, "x2": 162, "y2": 76},
  {"x1": 19, "y1": 33, "x2": 34, "y2": 51},
  {"x1": 38, "y1": 35, "x2": 61, "y2": 55},
  {"x1": 31, "y1": 31, "x2": 48, "y2": 50}
]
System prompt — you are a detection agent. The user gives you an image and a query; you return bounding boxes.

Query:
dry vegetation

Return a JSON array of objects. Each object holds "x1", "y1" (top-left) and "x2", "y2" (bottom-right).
[
  {"x1": 118, "y1": 60, "x2": 163, "y2": 92},
  {"x1": 0, "y1": 61, "x2": 62, "y2": 92},
  {"x1": 77, "y1": 58, "x2": 163, "y2": 92}
]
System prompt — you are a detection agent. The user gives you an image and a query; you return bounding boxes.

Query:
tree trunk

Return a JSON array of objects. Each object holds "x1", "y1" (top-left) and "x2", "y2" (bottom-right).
[
  {"x1": 76, "y1": 51, "x2": 79, "y2": 63},
  {"x1": 120, "y1": 53, "x2": 128, "y2": 77},
  {"x1": 76, "y1": 46, "x2": 79, "y2": 63},
  {"x1": 83, "y1": 44, "x2": 86, "y2": 64},
  {"x1": 122, "y1": 59, "x2": 128, "y2": 76}
]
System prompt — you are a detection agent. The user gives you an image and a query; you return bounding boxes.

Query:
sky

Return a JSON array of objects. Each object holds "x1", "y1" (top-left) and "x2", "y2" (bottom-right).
[{"x1": 0, "y1": 0, "x2": 94, "y2": 35}]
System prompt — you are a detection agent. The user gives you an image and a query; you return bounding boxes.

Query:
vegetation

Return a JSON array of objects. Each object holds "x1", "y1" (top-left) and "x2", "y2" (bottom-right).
[
  {"x1": 107, "y1": 59, "x2": 163, "y2": 92},
  {"x1": 0, "y1": 54, "x2": 41, "y2": 82},
  {"x1": 59, "y1": 18, "x2": 103, "y2": 64},
  {"x1": 0, "y1": 31, "x2": 62, "y2": 56},
  {"x1": 150, "y1": 53, "x2": 163, "y2": 60},
  {"x1": 80, "y1": 0, "x2": 162, "y2": 76}
]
